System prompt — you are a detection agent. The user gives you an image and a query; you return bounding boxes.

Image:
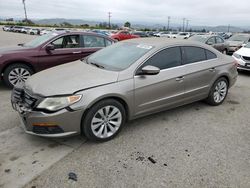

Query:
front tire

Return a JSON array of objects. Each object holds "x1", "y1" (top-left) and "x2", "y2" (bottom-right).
[
  {"x1": 3, "y1": 64, "x2": 33, "y2": 88},
  {"x1": 82, "y1": 99, "x2": 126, "y2": 142},
  {"x1": 206, "y1": 77, "x2": 229, "y2": 106}
]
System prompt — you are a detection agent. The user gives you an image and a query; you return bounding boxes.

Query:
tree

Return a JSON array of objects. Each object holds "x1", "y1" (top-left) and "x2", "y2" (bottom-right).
[{"x1": 124, "y1": 22, "x2": 131, "y2": 28}]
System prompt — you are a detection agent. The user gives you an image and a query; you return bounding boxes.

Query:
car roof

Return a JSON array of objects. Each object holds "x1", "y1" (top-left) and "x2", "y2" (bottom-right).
[{"x1": 122, "y1": 37, "x2": 212, "y2": 49}]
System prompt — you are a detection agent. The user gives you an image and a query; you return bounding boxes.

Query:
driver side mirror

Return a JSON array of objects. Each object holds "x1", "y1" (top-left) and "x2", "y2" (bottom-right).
[
  {"x1": 46, "y1": 44, "x2": 55, "y2": 51},
  {"x1": 140, "y1": 65, "x2": 160, "y2": 75}
]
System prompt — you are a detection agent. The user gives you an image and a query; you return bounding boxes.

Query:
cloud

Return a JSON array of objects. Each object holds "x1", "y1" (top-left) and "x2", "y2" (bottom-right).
[{"x1": 0, "y1": 0, "x2": 249, "y2": 26}]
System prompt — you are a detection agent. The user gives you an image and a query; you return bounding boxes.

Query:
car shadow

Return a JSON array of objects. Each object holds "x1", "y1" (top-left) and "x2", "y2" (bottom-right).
[
  {"x1": 0, "y1": 81, "x2": 10, "y2": 91},
  {"x1": 238, "y1": 70, "x2": 250, "y2": 76}
]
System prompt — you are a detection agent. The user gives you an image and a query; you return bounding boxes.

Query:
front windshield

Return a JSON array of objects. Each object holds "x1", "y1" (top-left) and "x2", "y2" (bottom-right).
[
  {"x1": 23, "y1": 32, "x2": 58, "y2": 47},
  {"x1": 86, "y1": 42, "x2": 154, "y2": 71},
  {"x1": 189, "y1": 35, "x2": 208, "y2": 43},
  {"x1": 229, "y1": 34, "x2": 250, "y2": 42}
]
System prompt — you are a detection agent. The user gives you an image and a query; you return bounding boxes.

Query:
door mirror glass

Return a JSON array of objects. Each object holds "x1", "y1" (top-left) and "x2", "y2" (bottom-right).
[
  {"x1": 46, "y1": 44, "x2": 55, "y2": 51},
  {"x1": 141, "y1": 65, "x2": 160, "y2": 75}
]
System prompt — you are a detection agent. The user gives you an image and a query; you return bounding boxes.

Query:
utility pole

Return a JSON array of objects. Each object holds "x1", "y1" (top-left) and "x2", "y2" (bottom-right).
[
  {"x1": 186, "y1": 19, "x2": 189, "y2": 32},
  {"x1": 228, "y1": 24, "x2": 230, "y2": 32},
  {"x1": 108, "y1": 12, "x2": 112, "y2": 29},
  {"x1": 22, "y1": 0, "x2": 28, "y2": 22},
  {"x1": 167, "y1": 16, "x2": 170, "y2": 31},
  {"x1": 182, "y1": 18, "x2": 186, "y2": 32}
]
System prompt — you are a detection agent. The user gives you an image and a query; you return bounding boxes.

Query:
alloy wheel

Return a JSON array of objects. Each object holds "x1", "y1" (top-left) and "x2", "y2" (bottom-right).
[
  {"x1": 91, "y1": 105, "x2": 122, "y2": 139},
  {"x1": 8, "y1": 68, "x2": 31, "y2": 86},
  {"x1": 213, "y1": 80, "x2": 228, "y2": 103}
]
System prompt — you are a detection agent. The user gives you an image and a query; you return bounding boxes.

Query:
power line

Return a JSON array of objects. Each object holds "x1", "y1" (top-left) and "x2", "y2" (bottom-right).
[
  {"x1": 182, "y1": 18, "x2": 186, "y2": 32},
  {"x1": 108, "y1": 12, "x2": 112, "y2": 29},
  {"x1": 186, "y1": 19, "x2": 189, "y2": 31},
  {"x1": 167, "y1": 16, "x2": 170, "y2": 31},
  {"x1": 22, "y1": 0, "x2": 28, "y2": 21}
]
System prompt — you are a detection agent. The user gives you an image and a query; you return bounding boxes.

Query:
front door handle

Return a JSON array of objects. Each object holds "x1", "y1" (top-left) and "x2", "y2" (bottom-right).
[
  {"x1": 209, "y1": 68, "x2": 216, "y2": 72},
  {"x1": 176, "y1": 76, "x2": 184, "y2": 82},
  {"x1": 72, "y1": 51, "x2": 82, "y2": 54}
]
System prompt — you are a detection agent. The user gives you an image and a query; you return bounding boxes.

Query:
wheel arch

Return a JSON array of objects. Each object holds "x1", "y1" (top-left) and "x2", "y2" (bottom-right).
[
  {"x1": 80, "y1": 96, "x2": 130, "y2": 134},
  {"x1": 1, "y1": 61, "x2": 35, "y2": 77}
]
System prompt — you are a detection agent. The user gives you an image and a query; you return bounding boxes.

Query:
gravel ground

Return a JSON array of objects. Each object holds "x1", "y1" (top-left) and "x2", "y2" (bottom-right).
[{"x1": 0, "y1": 28, "x2": 250, "y2": 188}]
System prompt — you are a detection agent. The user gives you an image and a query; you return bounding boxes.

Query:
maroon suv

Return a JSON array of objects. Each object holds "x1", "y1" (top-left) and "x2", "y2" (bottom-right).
[{"x1": 0, "y1": 31, "x2": 115, "y2": 88}]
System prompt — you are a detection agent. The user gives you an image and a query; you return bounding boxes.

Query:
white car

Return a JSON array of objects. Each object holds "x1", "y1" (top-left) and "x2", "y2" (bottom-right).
[
  {"x1": 40, "y1": 29, "x2": 52, "y2": 35},
  {"x1": 175, "y1": 32, "x2": 191, "y2": 39},
  {"x1": 27, "y1": 28, "x2": 40, "y2": 35},
  {"x1": 154, "y1": 31, "x2": 171, "y2": 37},
  {"x1": 232, "y1": 42, "x2": 250, "y2": 71}
]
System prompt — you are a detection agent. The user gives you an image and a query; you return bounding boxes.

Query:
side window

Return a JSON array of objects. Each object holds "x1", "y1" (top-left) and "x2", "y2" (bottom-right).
[
  {"x1": 105, "y1": 39, "x2": 113, "y2": 46},
  {"x1": 206, "y1": 50, "x2": 217, "y2": 60},
  {"x1": 51, "y1": 35, "x2": 80, "y2": 49},
  {"x1": 83, "y1": 35, "x2": 105, "y2": 47},
  {"x1": 216, "y1": 37, "x2": 224, "y2": 43},
  {"x1": 207, "y1": 37, "x2": 216, "y2": 45},
  {"x1": 141, "y1": 47, "x2": 182, "y2": 70},
  {"x1": 183, "y1": 46, "x2": 206, "y2": 64}
]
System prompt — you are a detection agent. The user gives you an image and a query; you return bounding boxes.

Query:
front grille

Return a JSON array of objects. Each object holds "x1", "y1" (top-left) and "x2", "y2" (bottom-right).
[
  {"x1": 242, "y1": 56, "x2": 250, "y2": 61},
  {"x1": 12, "y1": 87, "x2": 37, "y2": 109}
]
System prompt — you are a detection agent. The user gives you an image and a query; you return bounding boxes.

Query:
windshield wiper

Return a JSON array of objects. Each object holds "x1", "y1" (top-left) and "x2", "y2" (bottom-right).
[{"x1": 90, "y1": 62, "x2": 104, "y2": 69}]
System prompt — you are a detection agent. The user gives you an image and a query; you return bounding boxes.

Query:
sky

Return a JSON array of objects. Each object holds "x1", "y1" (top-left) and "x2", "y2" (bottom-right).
[{"x1": 0, "y1": 0, "x2": 250, "y2": 27}]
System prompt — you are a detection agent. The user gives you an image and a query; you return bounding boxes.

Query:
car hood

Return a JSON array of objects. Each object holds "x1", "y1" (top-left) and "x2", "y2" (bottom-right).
[
  {"x1": 25, "y1": 60, "x2": 119, "y2": 96},
  {"x1": 227, "y1": 40, "x2": 244, "y2": 46},
  {"x1": 0, "y1": 46, "x2": 31, "y2": 54},
  {"x1": 235, "y1": 47, "x2": 250, "y2": 56}
]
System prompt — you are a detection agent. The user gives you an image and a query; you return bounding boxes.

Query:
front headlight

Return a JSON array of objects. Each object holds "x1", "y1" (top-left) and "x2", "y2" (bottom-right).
[
  {"x1": 37, "y1": 95, "x2": 82, "y2": 111},
  {"x1": 233, "y1": 53, "x2": 241, "y2": 59}
]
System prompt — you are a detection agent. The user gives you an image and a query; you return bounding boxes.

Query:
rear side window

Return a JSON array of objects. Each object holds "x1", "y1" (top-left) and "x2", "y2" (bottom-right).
[
  {"x1": 183, "y1": 47, "x2": 206, "y2": 64},
  {"x1": 142, "y1": 47, "x2": 182, "y2": 70},
  {"x1": 83, "y1": 35, "x2": 105, "y2": 47},
  {"x1": 105, "y1": 39, "x2": 113, "y2": 46},
  {"x1": 216, "y1": 37, "x2": 224, "y2": 43},
  {"x1": 206, "y1": 50, "x2": 217, "y2": 60}
]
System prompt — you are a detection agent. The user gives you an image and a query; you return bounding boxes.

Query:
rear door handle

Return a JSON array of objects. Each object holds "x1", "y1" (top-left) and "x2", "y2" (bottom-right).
[
  {"x1": 209, "y1": 68, "x2": 216, "y2": 72},
  {"x1": 176, "y1": 76, "x2": 184, "y2": 82},
  {"x1": 72, "y1": 51, "x2": 82, "y2": 54}
]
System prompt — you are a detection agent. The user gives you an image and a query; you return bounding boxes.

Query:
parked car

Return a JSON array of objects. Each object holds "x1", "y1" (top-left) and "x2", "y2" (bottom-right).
[
  {"x1": 227, "y1": 34, "x2": 250, "y2": 54},
  {"x1": 20, "y1": 27, "x2": 31, "y2": 34},
  {"x1": 189, "y1": 34, "x2": 229, "y2": 54},
  {"x1": 2, "y1": 25, "x2": 13, "y2": 31},
  {"x1": 154, "y1": 31, "x2": 171, "y2": 37},
  {"x1": 11, "y1": 38, "x2": 237, "y2": 141},
  {"x1": 110, "y1": 30, "x2": 140, "y2": 41},
  {"x1": 12, "y1": 26, "x2": 24, "y2": 33},
  {"x1": 27, "y1": 28, "x2": 40, "y2": 35},
  {"x1": 0, "y1": 31, "x2": 115, "y2": 88},
  {"x1": 131, "y1": 31, "x2": 149, "y2": 38},
  {"x1": 175, "y1": 32, "x2": 191, "y2": 39},
  {"x1": 232, "y1": 42, "x2": 250, "y2": 71},
  {"x1": 40, "y1": 29, "x2": 53, "y2": 35}
]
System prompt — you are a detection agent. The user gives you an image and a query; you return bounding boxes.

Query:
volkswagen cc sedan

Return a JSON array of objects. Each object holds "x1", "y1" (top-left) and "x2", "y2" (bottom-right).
[{"x1": 11, "y1": 38, "x2": 238, "y2": 142}]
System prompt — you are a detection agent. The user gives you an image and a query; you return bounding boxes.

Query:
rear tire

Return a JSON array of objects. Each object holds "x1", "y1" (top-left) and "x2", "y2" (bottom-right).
[
  {"x1": 205, "y1": 77, "x2": 229, "y2": 106},
  {"x1": 82, "y1": 99, "x2": 126, "y2": 142},
  {"x1": 3, "y1": 63, "x2": 33, "y2": 88}
]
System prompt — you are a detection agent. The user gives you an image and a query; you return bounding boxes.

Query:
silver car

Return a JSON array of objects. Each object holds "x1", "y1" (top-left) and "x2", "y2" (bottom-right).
[{"x1": 11, "y1": 38, "x2": 238, "y2": 141}]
